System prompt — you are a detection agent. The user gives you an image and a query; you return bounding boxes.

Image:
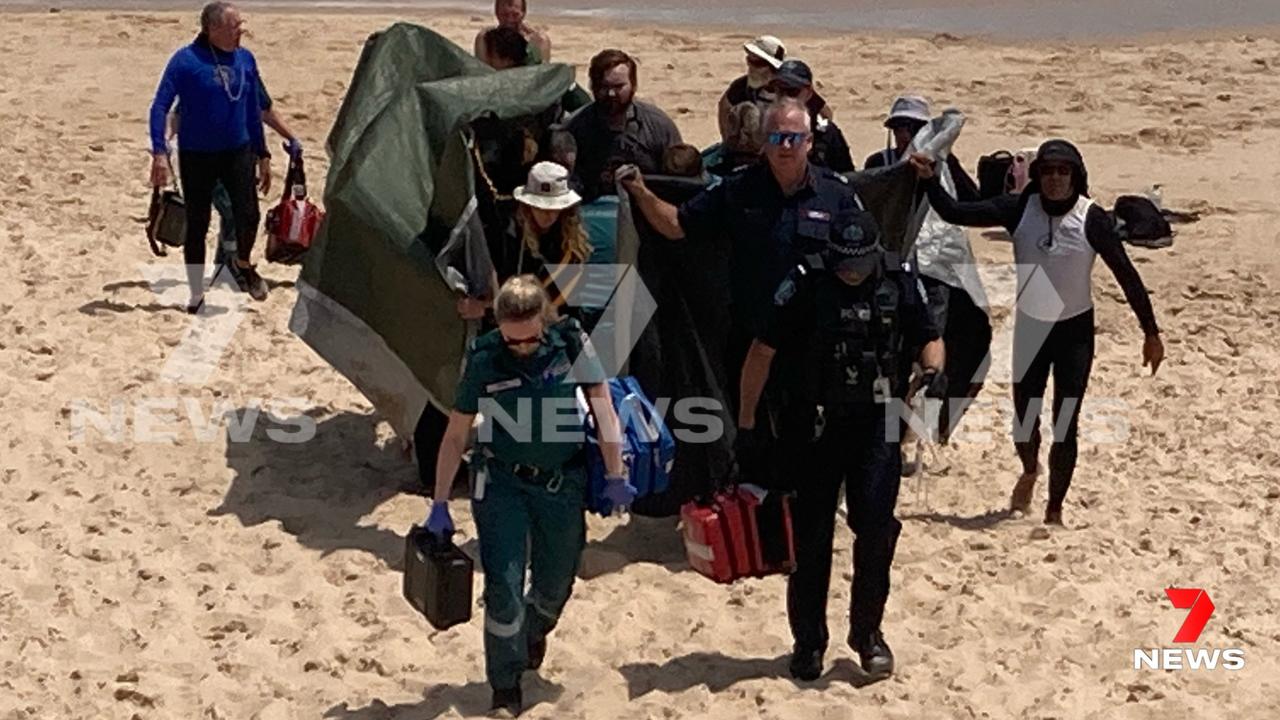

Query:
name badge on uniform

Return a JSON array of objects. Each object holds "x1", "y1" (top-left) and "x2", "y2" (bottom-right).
[
  {"x1": 805, "y1": 210, "x2": 831, "y2": 222},
  {"x1": 485, "y1": 378, "x2": 523, "y2": 393}
]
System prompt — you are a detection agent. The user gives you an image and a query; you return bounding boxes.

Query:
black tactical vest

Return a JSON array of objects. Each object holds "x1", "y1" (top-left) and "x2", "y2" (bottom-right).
[{"x1": 809, "y1": 274, "x2": 904, "y2": 406}]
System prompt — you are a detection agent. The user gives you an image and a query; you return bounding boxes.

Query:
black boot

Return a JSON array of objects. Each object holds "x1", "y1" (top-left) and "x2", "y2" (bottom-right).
[
  {"x1": 850, "y1": 629, "x2": 894, "y2": 677},
  {"x1": 788, "y1": 646, "x2": 824, "y2": 682},
  {"x1": 527, "y1": 634, "x2": 547, "y2": 671},
  {"x1": 489, "y1": 685, "x2": 523, "y2": 717}
]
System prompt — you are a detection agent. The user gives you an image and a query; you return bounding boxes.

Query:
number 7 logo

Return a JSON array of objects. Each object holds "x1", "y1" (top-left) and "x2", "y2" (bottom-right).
[{"x1": 1165, "y1": 588, "x2": 1215, "y2": 644}]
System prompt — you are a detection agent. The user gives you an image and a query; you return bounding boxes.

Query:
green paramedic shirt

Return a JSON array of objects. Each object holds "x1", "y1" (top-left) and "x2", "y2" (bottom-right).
[{"x1": 454, "y1": 317, "x2": 607, "y2": 469}]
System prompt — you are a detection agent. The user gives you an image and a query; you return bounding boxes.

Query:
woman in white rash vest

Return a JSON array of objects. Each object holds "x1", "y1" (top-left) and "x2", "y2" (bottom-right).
[{"x1": 909, "y1": 140, "x2": 1165, "y2": 526}]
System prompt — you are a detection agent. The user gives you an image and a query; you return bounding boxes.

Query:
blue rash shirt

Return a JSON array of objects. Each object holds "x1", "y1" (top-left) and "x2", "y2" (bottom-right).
[{"x1": 149, "y1": 36, "x2": 267, "y2": 156}]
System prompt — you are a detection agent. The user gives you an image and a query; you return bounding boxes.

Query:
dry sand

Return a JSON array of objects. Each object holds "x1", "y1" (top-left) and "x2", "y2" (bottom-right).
[{"x1": 1, "y1": 8, "x2": 1279, "y2": 720}]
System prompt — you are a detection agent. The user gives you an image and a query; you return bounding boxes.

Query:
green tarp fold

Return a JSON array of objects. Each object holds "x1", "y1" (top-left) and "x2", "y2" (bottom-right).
[{"x1": 290, "y1": 23, "x2": 573, "y2": 437}]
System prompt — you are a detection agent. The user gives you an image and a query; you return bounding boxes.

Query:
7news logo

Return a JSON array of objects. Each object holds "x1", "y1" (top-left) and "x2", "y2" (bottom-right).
[{"x1": 1133, "y1": 588, "x2": 1246, "y2": 671}]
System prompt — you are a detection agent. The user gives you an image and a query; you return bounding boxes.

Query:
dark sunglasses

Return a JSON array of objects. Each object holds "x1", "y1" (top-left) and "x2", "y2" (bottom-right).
[
  {"x1": 1039, "y1": 165, "x2": 1074, "y2": 177},
  {"x1": 502, "y1": 333, "x2": 543, "y2": 348},
  {"x1": 746, "y1": 55, "x2": 771, "y2": 68},
  {"x1": 774, "y1": 86, "x2": 806, "y2": 98},
  {"x1": 766, "y1": 131, "x2": 811, "y2": 148}
]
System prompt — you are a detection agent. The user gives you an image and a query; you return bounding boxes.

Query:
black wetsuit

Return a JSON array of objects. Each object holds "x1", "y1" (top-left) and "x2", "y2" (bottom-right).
[{"x1": 924, "y1": 178, "x2": 1159, "y2": 516}]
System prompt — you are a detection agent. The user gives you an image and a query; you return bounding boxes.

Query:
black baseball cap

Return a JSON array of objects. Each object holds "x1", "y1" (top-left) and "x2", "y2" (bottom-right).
[{"x1": 772, "y1": 59, "x2": 813, "y2": 89}]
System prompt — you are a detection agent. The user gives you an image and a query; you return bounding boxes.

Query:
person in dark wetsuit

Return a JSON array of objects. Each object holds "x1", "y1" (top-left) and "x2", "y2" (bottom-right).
[{"x1": 909, "y1": 140, "x2": 1165, "y2": 526}]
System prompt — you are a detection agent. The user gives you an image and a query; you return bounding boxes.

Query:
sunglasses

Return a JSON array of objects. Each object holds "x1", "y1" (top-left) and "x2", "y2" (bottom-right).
[
  {"x1": 766, "y1": 131, "x2": 811, "y2": 148},
  {"x1": 746, "y1": 55, "x2": 771, "y2": 68},
  {"x1": 502, "y1": 333, "x2": 543, "y2": 349},
  {"x1": 1039, "y1": 165, "x2": 1074, "y2": 177},
  {"x1": 773, "y1": 86, "x2": 806, "y2": 98}
]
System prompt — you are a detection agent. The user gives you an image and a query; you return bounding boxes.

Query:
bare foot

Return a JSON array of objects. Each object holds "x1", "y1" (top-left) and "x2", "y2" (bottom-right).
[{"x1": 1010, "y1": 469, "x2": 1040, "y2": 515}]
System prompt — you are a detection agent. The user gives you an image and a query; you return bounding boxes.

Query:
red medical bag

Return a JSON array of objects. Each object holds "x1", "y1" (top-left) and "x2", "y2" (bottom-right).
[
  {"x1": 679, "y1": 485, "x2": 796, "y2": 583},
  {"x1": 737, "y1": 485, "x2": 797, "y2": 575}
]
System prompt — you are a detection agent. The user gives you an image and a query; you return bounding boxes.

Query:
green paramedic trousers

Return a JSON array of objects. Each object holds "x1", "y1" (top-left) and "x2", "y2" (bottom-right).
[{"x1": 471, "y1": 463, "x2": 587, "y2": 690}]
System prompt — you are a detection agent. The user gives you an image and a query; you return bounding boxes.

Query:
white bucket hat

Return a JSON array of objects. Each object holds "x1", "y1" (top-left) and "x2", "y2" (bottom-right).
[
  {"x1": 744, "y1": 35, "x2": 786, "y2": 69},
  {"x1": 513, "y1": 161, "x2": 581, "y2": 211},
  {"x1": 885, "y1": 94, "x2": 931, "y2": 127}
]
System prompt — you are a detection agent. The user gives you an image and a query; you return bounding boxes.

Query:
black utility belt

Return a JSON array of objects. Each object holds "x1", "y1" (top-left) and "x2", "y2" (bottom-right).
[{"x1": 482, "y1": 450, "x2": 585, "y2": 483}]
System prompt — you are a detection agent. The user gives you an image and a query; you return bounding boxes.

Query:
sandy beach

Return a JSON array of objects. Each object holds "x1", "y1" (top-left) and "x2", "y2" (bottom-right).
[{"x1": 1, "y1": 7, "x2": 1279, "y2": 719}]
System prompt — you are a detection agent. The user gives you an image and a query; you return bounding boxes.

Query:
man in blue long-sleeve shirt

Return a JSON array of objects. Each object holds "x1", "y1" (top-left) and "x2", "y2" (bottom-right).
[{"x1": 149, "y1": 1, "x2": 271, "y2": 312}]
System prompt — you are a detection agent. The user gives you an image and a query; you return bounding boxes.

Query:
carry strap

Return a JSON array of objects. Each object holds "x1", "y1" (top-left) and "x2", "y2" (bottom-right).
[{"x1": 280, "y1": 147, "x2": 307, "y2": 201}]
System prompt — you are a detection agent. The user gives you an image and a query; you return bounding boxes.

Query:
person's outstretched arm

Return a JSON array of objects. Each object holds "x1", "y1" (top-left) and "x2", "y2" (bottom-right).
[
  {"x1": 1086, "y1": 205, "x2": 1164, "y2": 374},
  {"x1": 911, "y1": 152, "x2": 1021, "y2": 230},
  {"x1": 620, "y1": 172, "x2": 684, "y2": 239}
]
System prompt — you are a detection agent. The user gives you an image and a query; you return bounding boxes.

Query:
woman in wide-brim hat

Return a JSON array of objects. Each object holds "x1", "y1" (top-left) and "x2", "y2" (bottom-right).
[{"x1": 462, "y1": 161, "x2": 595, "y2": 325}]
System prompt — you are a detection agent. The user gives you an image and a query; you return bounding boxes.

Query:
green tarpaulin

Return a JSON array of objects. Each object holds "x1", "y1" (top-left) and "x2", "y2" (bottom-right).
[
  {"x1": 288, "y1": 23, "x2": 967, "y2": 466},
  {"x1": 289, "y1": 23, "x2": 574, "y2": 438}
]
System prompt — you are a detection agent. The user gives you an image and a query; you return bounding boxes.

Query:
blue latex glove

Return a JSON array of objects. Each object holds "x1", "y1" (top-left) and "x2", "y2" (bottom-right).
[
  {"x1": 425, "y1": 501, "x2": 454, "y2": 539},
  {"x1": 285, "y1": 138, "x2": 303, "y2": 158},
  {"x1": 603, "y1": 474, "x2": 638, "y2": 511}
]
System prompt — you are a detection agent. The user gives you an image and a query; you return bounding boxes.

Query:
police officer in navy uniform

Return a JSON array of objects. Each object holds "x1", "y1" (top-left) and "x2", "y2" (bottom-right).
[
  {"x1": 737, "y1": 222, "x2": 946, "y2": 682},
  {"x1": 621, "y1": 97, "x2": 868, "y2": 430},
  {"x1": 426, "y1": 276, "x2": 630, "y2": 717}
]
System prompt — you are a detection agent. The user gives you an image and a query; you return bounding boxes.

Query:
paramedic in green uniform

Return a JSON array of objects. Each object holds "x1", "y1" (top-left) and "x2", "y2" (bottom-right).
[{"x1": 426, "y1": 275, "x2": 631, "y2": 717}]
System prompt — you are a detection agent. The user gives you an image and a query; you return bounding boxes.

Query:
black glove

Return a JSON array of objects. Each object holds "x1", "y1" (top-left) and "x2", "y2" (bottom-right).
[{"x1": 919, "y1": 369, "x2": 948, "y2": 400}]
